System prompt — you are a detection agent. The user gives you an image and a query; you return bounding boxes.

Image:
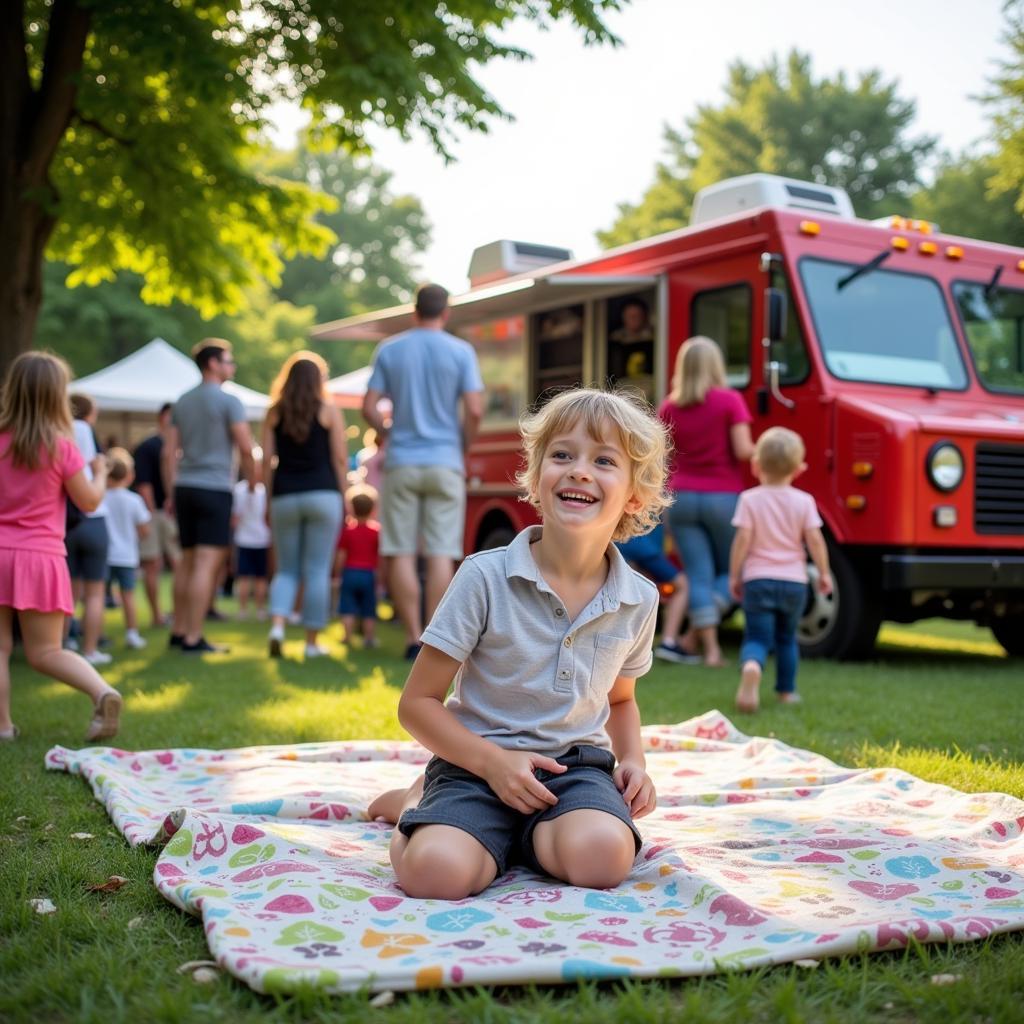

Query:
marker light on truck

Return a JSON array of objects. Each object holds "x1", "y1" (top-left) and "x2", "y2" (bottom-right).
[
  {"x1": 1017, "y1": 259, "x2": 1024, "y2": 272},
  {"x1": 945, "y1": 245, "x2": 964, "y2": 260},
  {"x1": 852, "y1": 462, "x2": 874, "y2": 478},
  {"x1": 891, "y1": 236, "x2": 910, "y2": 251},
  {"x1": 919, "y1": 241, "x2": 938, "y2": 256},
  {"x1": 926, "y1": 442, "x2": 964, "y2": 492},
  {"x1": 933, "y1": 506, "x2": 958, "y2": 528},
  {"x1": 799, "y1": 220, "x2": 820, "y2": 236}
]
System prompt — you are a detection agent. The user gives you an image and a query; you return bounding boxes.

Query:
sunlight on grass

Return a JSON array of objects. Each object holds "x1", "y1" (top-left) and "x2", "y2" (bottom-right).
[
  {"x1": 126, "y1": 682, "x2": 193, "y2": 714},
  {"x1": 853, "y1": 743, "x2": 1024, "y2": 798},
  {"x1": 878, "y1": 625, "x2": 1005, "y2": 658},
  {"x1": 247, "y1": 667, "x2": 405, "y2": 740}
]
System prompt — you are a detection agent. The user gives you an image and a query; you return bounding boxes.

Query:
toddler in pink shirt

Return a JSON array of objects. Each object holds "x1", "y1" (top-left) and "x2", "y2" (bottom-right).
[{"x1": 729, "y1": 428, "x2": 832, "y2": 712}]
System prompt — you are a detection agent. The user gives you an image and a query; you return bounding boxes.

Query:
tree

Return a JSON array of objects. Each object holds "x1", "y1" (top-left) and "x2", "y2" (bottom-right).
[
  {"x1": 2, "y1": 1, "x2": 623, "y2": 375},
  {"x1": 598, "y1": 51, "x2": 935, "y2": 248},
  {"x1": 986, "y1": 1, "x2": 1024, "y2": 224},
  {"x1": 912, "y1": 152, "x2": 1024, "y2": 246}
]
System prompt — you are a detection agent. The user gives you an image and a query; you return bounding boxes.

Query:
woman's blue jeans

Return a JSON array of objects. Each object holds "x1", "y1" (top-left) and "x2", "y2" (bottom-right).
[
  {"x1": 739, "y1": 578, "x2": 808, "y2": 694},
  {"x1": 667, "y1": 490, "x2": 738, "y2": 628},
  {"x1": 269, "y1": 490, "x2": 343, "y2": 630}
]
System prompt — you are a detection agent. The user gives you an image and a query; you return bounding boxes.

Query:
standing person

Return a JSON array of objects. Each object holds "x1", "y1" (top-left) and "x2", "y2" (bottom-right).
[
  {"x1": 361, "y1": 283, "x2": 484, "y2": 660},
  {"x1": 0, "y1": 352, "x2": 122, "y2": 742},
  {"x1": 659, "y1": 337, "x2": 754, "y2": 667},
  {"x1": 231, "y1": 465, "x2": 271, "y2": 620},
  {"x1": 334, "y1": 485, "x2": 381, "y2": 649},
  {"x1": 263, "y1": 352, "x2": 347, "y2": 660},
  {"x1": 133, "y1": 403, "x2": 182, "y2": 627},
  {"x1": 163, "y1": 338, "x2": 256, "y2": 654},
  {"x1": 729, "y1": 427, "x2": 833, "y2": 713},
  {"x1": 103, "y1": 448, "x2": 152, "y2": 650},
  {"x1": 66, "y1": 393, "x2": 111, "y2": 665},
  {"x1": 366, "y1": 388, "x2": 667, "y2": 900}
]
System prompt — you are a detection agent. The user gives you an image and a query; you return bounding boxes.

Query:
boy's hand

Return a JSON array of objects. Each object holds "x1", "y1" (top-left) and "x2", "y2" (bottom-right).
[
  {"x1": 817, "y1": 570, "x2": 834, "y2": 596},
  {"x1": 729, "y1": 574, "x2": 743, "y2": 601},
  {"x1": 613, "y1": 759, "x2": 656, "y2": 818},
  {"x1": 90, "y1": 455, "x2": 108, "y2": 478},
  {"x1": 483, "y1": 750, "x2": 567, "y2": 815}
]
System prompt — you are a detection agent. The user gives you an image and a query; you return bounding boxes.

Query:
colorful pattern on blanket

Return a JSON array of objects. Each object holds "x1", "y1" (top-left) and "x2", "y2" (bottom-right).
[{"x1": 46, "y1": 711, "x2": 1024, "y2": 994}]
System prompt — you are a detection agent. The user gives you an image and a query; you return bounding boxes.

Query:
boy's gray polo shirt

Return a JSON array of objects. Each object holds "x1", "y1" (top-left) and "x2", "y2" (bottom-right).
[{"x1": 421, "y1": 526, "x2": 658, "y2": 757}]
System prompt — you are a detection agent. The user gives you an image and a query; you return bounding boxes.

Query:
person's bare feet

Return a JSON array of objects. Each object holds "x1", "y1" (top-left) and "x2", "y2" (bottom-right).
[
  {"x1": 735, "y1": 660, "x2": 762, "y2": 713},
  {"x1": 367, "y1": 774, "x2": 425, "y2": 823}
]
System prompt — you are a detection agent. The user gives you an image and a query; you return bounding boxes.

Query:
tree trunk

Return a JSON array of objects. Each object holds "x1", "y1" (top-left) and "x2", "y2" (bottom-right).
[{"x1": 0, "y1": 0, "x2": 91, "y2": 379}]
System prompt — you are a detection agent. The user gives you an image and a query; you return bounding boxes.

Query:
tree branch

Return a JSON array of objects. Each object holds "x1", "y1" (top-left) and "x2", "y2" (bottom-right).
[
  {"x1": 1, "y1": 0, "x2": 30, "y2": 156},
  {"x1": 24, "y1": 0, "x2": 92, "y2": 180},
  {"x1": 74, "y1": 111, "x2": 134, "y2": 148}
]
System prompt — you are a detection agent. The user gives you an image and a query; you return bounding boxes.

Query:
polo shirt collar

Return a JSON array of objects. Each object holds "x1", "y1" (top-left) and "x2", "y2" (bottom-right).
[{"x1": 504, "y1": 526, "x2": 647, "y2": 609}]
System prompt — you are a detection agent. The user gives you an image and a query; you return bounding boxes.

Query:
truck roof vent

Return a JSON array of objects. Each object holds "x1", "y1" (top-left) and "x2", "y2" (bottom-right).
[
  {"x1": 468, "y1": 240, "x2": 573, "y2": 287},
  {"x1": 690, "y1": 173, "x2": 855, "y2": 226}
]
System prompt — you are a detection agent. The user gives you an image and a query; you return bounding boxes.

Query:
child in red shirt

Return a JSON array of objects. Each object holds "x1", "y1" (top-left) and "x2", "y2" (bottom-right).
[{"x1": 334, "y1": 486, "x2": 380, "y2": 649}]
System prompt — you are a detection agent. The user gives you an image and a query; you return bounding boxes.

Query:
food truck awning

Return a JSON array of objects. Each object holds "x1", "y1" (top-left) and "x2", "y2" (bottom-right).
[{"x1": 310, "y1": 274, "x2": 660, "y2": 342}]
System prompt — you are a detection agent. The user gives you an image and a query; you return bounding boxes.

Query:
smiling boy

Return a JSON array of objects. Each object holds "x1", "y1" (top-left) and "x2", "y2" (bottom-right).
[{"x1": 368, "y1": 388, "x2": 671, "y2": 900}]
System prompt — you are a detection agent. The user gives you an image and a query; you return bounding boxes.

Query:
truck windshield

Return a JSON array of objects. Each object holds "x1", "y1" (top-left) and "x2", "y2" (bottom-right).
[
  {"x1": 800, "y1": 258, "x2": 967, "y2": 390},
  {"x1": 952, "y1": 280, "x2": 1024, "y2": 395}
]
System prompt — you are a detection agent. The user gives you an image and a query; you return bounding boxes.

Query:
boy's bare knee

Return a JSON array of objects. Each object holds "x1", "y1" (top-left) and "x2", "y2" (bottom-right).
[
  {"x1": 535, "y1": 812, "x2": 636, "y2": 889},
  {"x1": 395, "y1": 827, "x2": 495, "y2": 900}
]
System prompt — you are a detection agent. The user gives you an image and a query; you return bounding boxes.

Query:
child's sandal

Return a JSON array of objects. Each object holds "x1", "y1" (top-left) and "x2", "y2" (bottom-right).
[
  {"x1": 0, "y1": 725, "x2": 20, "y2": 742},
  {"x1": 85, "y1": 690, "x2": 122, "y2": 742}
]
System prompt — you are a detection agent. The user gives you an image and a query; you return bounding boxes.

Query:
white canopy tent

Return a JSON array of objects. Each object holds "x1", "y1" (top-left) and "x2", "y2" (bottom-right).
[
  {"x1": 71, "y1": 338, "x2": 270, "y2": 447},
  {"x1": 326, "y1": 365, "x2": 393, "y2": 415}
]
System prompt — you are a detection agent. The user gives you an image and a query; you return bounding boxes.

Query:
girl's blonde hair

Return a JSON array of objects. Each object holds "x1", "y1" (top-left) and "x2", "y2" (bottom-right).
[
  {"x1": 0, "y1": 351, "x2": 74, "y2": 470},
  {"x1": 668, "y1": 336, "x2": 727, "y2": 407},
  {"x1": 516, "y1": 387, "x2": 671, "y2": 542},
  {"x1": 269, "y1": 351, "x2": 329, "y2": 444},
  {"x1": 754, "y1": 426, "x2": 805, "y2": 480}
]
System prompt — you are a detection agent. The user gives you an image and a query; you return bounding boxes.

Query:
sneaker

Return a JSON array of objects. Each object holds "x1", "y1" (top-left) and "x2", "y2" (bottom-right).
[
  {"x1": 169, "y1": 633, "x2": 184, "y2": 649},
  {"x1": 304, "y1": 644, "x2": 329, "y2": 659},
  {"x1": 255, "y1": 609, "x2": 269, "y2": 622},
  {"x1": 85, "y1": 690, "x2": 122, "y2": 742},
  {"x1": 404, "y1": 642, "x2": 422, "y2": 661},
  {"x1": 362, "y1": 637, "x2": 379, "y2": 650},
  {"x1": 777, "y1": 692, "x2": 803, "y2": 704},
  {"x1": 64, "y1": 637, "x2": 80, "y2": 652},
  {"x1": 83, "y1": 649, "x2": 113, "y2": 666},
  {"x1": 654, "y1": 641, "x2": 702, "y2": 665},
  {"x1": 205, "y1": 606, "x2": 226, "y2": 622},
  {"x1": 125, "y1": 631, "x2": 147, "y2": 650},
  {"x1": 268, "y1": 625, "x2": 284, "y2": 658},
  {"x1": 287, "y1": 611, "x2": 302, "y2": 625},
  {"x1": 181, "y1": 637, "x2": 229, "y2": 654}
]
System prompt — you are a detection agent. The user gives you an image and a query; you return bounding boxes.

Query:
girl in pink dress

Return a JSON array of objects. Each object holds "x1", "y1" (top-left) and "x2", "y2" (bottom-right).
[{"x1": 0, "y1": 352, "x2": 123, "y2": 742}]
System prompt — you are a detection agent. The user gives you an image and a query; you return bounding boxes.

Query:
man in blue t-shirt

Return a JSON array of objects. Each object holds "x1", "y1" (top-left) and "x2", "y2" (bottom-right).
[{"x1": 362, "y1": 284, "x2": 484, "y2": 660}]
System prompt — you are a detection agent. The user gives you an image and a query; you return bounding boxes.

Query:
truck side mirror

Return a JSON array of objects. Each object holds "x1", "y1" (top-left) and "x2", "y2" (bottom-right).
[{"x1": 767, "y1": 288, "x2": 787, "y2": 343}]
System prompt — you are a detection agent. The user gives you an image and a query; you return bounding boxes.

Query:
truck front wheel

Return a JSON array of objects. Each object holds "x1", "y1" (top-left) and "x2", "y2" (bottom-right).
[
  {"x1": 991, "y1": 612, "x2": 1024, "y2": 657},
  {"x1": 798, "y1": 541, "x2": 881, "y2": 661}
]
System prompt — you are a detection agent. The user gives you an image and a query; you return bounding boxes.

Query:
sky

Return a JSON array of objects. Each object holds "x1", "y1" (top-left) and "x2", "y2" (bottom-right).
[{"x1": 273, "y1": 0, "x2": 1010, "y2": 294}]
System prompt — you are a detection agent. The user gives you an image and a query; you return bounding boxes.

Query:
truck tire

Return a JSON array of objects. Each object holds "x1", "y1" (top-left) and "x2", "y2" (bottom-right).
[
  {"x1": 991, "y1": 613, "x2": 1024, "y2": 657},
  {"x1": 798, "y1": 540, "x2": 881, "y2": 661},
  {"x1": 477, "y1": 525, "x2": 516, "y2": 551}
]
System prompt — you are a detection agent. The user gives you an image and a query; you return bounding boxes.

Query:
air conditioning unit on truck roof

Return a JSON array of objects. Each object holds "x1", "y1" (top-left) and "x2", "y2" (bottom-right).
[
  {"x1": 690, "y1": 173, "x2": 856, "y2": 226},
  {"x1": 468, "y1": 240, "x2": 573, "y2": 287}
]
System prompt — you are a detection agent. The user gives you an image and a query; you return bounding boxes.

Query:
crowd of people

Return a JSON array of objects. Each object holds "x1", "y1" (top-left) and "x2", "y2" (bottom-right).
[{"x1": 0, "y1": 285, "x2": 829, "y2": 762}]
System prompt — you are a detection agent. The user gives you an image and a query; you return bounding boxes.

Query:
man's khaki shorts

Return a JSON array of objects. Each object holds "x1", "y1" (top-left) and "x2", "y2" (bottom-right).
[
  {"x1": 138, "y1": 509, "x2": 182, "y2": 564},
  {"x1": 379, "y1": 465, "x2": 466, "y2": 559}
]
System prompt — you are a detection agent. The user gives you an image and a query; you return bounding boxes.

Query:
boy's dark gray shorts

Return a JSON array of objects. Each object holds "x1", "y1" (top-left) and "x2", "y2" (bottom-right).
[{"x1": 396, "y1": 744, "x2": 642, "y2": 876}]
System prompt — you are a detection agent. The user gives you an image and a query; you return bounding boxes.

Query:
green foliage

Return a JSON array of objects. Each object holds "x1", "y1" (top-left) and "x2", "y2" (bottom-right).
[
  {"x1": 37, "y1": 144, "x2": 428, "y2": 391},
  {"x1": 912, "y1": 152, "x2": 1024, "y2": 246},
  {"x1": 985, "y1": 1, "x2": 1024, "y2": 224},
  {"x1": 598, "y1": 51, "x2": 935, "y2": 248},
  {"x1": 20, "y1": 0, "x2": 621, "y2": 323}
]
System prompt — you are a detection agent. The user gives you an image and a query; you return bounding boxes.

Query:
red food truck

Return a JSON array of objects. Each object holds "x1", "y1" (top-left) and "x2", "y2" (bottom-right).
[{"x1": 312, "y1": 173, "x2": 1024, "y2": 660}]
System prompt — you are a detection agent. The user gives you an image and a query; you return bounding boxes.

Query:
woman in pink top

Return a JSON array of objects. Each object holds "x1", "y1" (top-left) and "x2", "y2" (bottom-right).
[
  {"x1": 0, "y1": 352, "x2": 123, "y2": 742},
  {"x1": 659, "y1": 337, "x2": 753, "y2": 666}
]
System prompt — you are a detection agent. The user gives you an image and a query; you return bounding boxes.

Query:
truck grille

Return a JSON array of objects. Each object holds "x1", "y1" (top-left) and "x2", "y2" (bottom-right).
[{"x1": 974, "y1": 443, "x2": 1024, "y2": 535}]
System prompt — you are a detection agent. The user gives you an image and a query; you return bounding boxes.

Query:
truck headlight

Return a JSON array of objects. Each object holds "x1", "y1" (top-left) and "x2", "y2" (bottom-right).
[{"x1": 926, "y1": 441, "x2": 964, "y2": 492}]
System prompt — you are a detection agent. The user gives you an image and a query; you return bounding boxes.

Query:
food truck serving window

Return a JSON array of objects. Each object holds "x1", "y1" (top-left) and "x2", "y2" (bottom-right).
[
  {"x1": 459, "y1": 315, "x2": 527, "y2": 426},
  {"x1": 952, "y1": 280, "x2": 1024, "y2": 395},
  {"x1": 800, "y1": 258, "x2": 968, "y2": 390},
  {"x1": 691, "y1": 284, "x2": 751, "y2": 387}
]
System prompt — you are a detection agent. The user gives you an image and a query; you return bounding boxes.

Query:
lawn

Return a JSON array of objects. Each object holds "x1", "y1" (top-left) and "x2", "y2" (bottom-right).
[{"x1": 1, "y1": 599, "x2": 1022, "y2": 1023}]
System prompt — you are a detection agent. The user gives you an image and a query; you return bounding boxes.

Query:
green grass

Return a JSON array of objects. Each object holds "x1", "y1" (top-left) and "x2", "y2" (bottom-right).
[{"x1": 1, "y1": 598, "x2": 1023, "y2": 1023}]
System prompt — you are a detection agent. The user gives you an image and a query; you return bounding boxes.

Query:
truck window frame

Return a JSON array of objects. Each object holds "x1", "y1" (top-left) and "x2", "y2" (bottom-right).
[
  {"x1": 689, "y1": 281, "x2": 753, "y2": 388},
  {"x1": 951, "y1": 276, "x2": 1024, "y2": 398}
]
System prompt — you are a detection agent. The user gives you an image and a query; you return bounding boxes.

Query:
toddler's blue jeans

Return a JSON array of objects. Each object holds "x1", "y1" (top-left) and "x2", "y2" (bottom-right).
[{"x1": 739, "y1": 578, "x2": 808, "y2": 694}]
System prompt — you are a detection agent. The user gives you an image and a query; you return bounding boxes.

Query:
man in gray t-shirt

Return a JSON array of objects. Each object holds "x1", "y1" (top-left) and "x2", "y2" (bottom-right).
[
  {"x1": 163, "y1": 338, "x2": 255, "y2": 654},
  {"x1": 362, "y1": 284, "x2": 484, "y2": 660}
]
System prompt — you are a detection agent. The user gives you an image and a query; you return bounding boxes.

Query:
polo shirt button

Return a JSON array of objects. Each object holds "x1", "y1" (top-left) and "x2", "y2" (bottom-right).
[
  {"x1": 564, "y1": 637, "x2": 572, "y2": 647},
  {"x1": 554, "y1": 608, "x2": 564, "y2": 617}
]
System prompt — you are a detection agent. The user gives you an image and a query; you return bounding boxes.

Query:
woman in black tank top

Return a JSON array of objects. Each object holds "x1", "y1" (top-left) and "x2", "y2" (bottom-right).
[{"x1": 261, "y1": 353, "x2": 347, "y2": 659}]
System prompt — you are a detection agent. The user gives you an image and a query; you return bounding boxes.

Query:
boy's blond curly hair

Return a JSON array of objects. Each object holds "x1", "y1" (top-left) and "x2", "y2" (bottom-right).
[
  {"x1": 754, "y1": 426, "x2": 805, "y2": 480},
  {"x1": 516, "y1": 387, "x2": 671, "y2": 542}
]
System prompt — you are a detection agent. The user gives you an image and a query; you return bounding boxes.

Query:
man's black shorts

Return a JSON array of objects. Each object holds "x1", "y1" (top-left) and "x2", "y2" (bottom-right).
[{"x1": 174, "y1": 486, "x2": 232, "y2": 549}]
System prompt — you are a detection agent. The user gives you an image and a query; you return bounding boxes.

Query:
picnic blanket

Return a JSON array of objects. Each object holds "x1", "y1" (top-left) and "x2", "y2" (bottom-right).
[{"x1": 46, "y1": 711, "x2": 1024, "y2": 994}]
